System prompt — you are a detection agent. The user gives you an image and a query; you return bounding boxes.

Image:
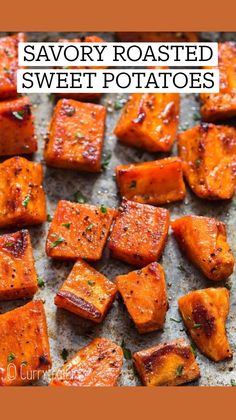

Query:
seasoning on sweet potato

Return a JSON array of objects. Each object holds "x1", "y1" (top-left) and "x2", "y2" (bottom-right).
[
  {"x1": 0, "y1": 156, "x2": 47, "y2": 228},
  {"x1": 200, "y1": 42, "x2": 236, "y2": 121},
  {"x1": 114, "y1": 93, "x2": 179, "y2": 152},
  {"x1": 109, "y1": 199, "x2": 170, "y2": 267},
  {"x1": 116, "y1": 157, "x2": 186, "y2": 205},
  {"x1": 116, "y1": 32, "x2": 198, "y2": 42},
  {"x1": 44, "y1": 99, "x2": 106, "y2": 172},
  {"x1": 46, "y1": 200, "x2": 116, "y2": 260},
  {"x1": 0, "y1": 96, "x2": 37, "y2": 156},
  {"x1": 178, "y1": 288, "x2": 232, "y2": 362},
  {"x1": 116, "y1": 262, "x2": 168, "y2": 333},
  {"x1": 0, "y1": 229, "x2": 38, "y2": 300},
  {"x1": 50, "y1": 337, "x2": 123, "y2": 386},
  {"x1": 172, "y1": 215, "x2": 234, "y2": 281},
  {"x1": 0, "y1": 32, "x2": 26, "y2": 99},
  {"x1": 56, "y1": 35, "x2": 107, "y2": 102},
  {"x1": 178, "y1": 123, "x2": 236, "y2": 200},
  {"x1": 0, "y1": 300, "x2": 51, "y2": 386},
  {"x1": 55, "y1": 259, "x2": 117, "y2": 322},
  {"x1": 133, "y1": 338, "x2": 200, "y2": 386}
]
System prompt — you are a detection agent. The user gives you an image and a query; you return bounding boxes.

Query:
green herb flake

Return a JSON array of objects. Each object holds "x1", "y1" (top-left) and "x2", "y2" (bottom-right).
[
  {"x1": 7, "y1": 353, "x2": 16, "y2": 363},
  {"x1": 21, "y1": 361, "x2": 28, "y2": 366},
  {"x1": 170, "y1": 317, "x2": 182, "y2": 324},
  {"x1": 114, "y1": 100, "x2": 123, "y2": 111},
  {"x1": 129, "y1": 180, "x2": 137, "y2": 189},
  {"x1": 193, "y1": 112, "x2": 200, "y2": 121},
  {"x1": 190, "y1": 343, "x2": 197, "y2": 357},
  {"x1": 50, "y1": 236, "x2": 65, "y2": 248},
  {"x1": 195, "y1": 159, "x2": 202, "y2": 168},
  {"x1": 5, "y1": 242, "x2": 14, "y2": 247},
  {"x1": 121, "y1": 339, "x2": 132, "y2": 360},
  {"x1": 88, "y1": 280, "x2": 95, "y2": 286},
  {"x1": 100, "y1": 205, "x2": 107, "y2": 214},
  {"x1": 193, "y1": 323, "x2": 202, "y2": 329},
  {"x1": 231, "y1": 379, "x2": 236, "y2": 386},
  {"x1": 85, "y1": 223, "x2": 94, "y2": 232},
  {"x1": 74, "y1": 191, "x2": 87, "y2": 204},
  {"x1": 61, "y1": 348, "x2": 69, "y2": 361},
  {"x1": 37, "y1": 277, "x2": 45, "y2": 288},
  {"x1": 176, "y1": 364, "x2": 184, "y2": 377},
  {"x1": 102, "y1": 151, "x2": 112, "y2": 170},
  {"x1": 12, "y1": 110, "x2": 25, "y2": 120},
  {"x1": 22, "y1": 195, "x2": 30, "y2": 208},
  {"x1": 62, "y1": 222, "x2": 71, "y2": 229},
  {"x1": 47, "y1": 214, "x2": 52, "y2": 222}
]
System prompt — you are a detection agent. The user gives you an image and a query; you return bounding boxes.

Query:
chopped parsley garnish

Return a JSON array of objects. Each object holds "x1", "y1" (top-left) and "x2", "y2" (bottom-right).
[
  {"x1": 37, "y1": 277, "x2": 45, "y2": 288},
  {"x1": 61, "y1": 348, "x2": 69, "y2": 361},
  {"x1": 121, "y1": 339, "x2": 132, "y2": 360},
  {"x1": 85, "y1": 223, "x2": 94, "y2": 232},
  {"x1": 50, "y1": 237, "x2": 65, "y2": 248},
  {"x1": 170, "y1": 317, "x2": 182, "y2": 323},
  {"x1": 88, "y1": 280, "x2": 95, "y2": 286},
  {"x1": 190, "y1": 343, "x2": 197, "y2": 357},
  {"x1": 193, "y1": 112, "x2": 200, "y2": 121},
  {"x1": 22, "y1": 195, "x2": 30, "y2": 208},
  {"x1": 7, "y1": 353, "x2": 16, "y2": 363},
  {"x1": 74, "y1": 191, "x2": 87, "y2": 204},
  {"x1": 129, "y1": 180, "x2": 137, "y2": 189},
  {"x1": 5, "y1": 242, "x2": 14, "y2": 247},
  {"x1": 176, "y1": 364, "x2": 184, "y2": 377},
  {"x1": 193, "y1": 323, "x2": 202, "y2": 329},
  {"x1": 47, "y1": 214, "x2": 52, "y2": 222},
  {"x1": 100, "y1": 205, "x2": 107, "y2": 214},
  {"x1": 114, "y1": 100, "x2": 123, "y2": 110},
  {"x1": 102, "y1": 151, "x2": 112, "y2": 170},
  {"x1": 12, "y1": 110, "x2": 25, "y2": 120},
  {"x1": 195, "y1": 159, "x2": 202, "y2": 168},
  {"x1": 231, "y1": 379, "x2": 236, "y2": 386},
  {"x1": 62, "y1": 222, "x2": 71, "y2": 229}
]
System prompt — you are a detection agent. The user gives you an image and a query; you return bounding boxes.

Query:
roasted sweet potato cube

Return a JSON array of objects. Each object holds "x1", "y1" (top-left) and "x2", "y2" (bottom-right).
[
  {"x1": 116, "y1": 262, "x2": 168, "y2": 333},
  {"x1": 0, "y1": 32, "x2": 26, "y2": 99},
  {"x1": 50, "y1": 337, "x2": 123, "y2": 386},
  {"x1": 116, "y1": 157, "x2": 186, "y2": 205},
  {"x1": 178, "y1": 123, "x2": 236, "y2": 200},
  {"x1": 0, "y1": 156, "x2": 47, "y2": 228},
  {"x1": 0, "y1": 230, "x2": 38, "y2": 300},
  {"x1": 178, "y1": 288, "x2": 232, "y2": 362},
  {"x1": 109, "y1": 199, "x2": 170, "y2": 267},
  {"x1": 116, "y1": 32, "x2": 198, "y2": 42},
  {"x1": 0, "y1": 96, "x2": 37, "y2": 156},
  {"x1": 201, "y1": 42, "x2": 236, "y2": 121},
  {"x1": 55, "y1": 259, "x2": 117, "y2": 322},
  {"x1": 172, "y1": 215, "x2": 234, "y2": 281},
  {"x1": 133, "y1": 338, "x2": 200, "y2": 386},
  {"x1": 114, "y1": 93, "x2": 179, "y2": 152},
  {"x1": 44, "y1": 99, "x2": 106, "y2": 172},
  {"x1": 46, "y1": 200, "x2": 116, "y2": 260},
  {"x1": 0, "y1": 300, "x2": 51, "y2": 386}
]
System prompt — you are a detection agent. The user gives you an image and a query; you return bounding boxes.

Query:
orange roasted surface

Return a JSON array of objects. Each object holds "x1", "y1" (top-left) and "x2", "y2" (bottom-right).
[
  {"x1": 114, "y1": 93, "x2": 179, "y2": 152},
  {"x1": 0, "y1": 300, "x2": 51, "y2": 386},
  {"x1": 108, "y1": 199, "x2": 170, "y2": 267},
  {"x1": 46, "y1": 200, "x2": 116, "y2": 260},
  {"x1": 116, "y1": 32, "x2": 198, "y2": 42},
  {"x1": 178, "y1": 123, "x2": 236, "y2": 200},
  {"x1": 55, "y1": 259, "x2": 117, "y2": 323},
  {"x1": 201, "y1": 42, "x2": 236, "y2": 121},
  {"x1": 44, "y1": 99, "x2": 106, "y2": 172},
  {"x1": 116, "y1": 157, "x2": 186, "y2": 205},
  {"x1": 178, "y1": 288, "x2": 232, "y2": 362},
  {"x1": 0, "y1": 32, "x2": 25, "y2": 99},
  {"x1": 0, "y1": 156, "x2": 47, "y2": 228},
  {"x1": 116, "y1": 262, "x2": 168, "y2": 333},
  {"x1": 0, "y1": 96, "x2": 37, "y2": 156},
  {"x1": 56, "y1": 35, "x2": 106, "y2": 102},
  {"x1": 0, "y1": 230, "x2": 38, "y2": 300},
  {"x1": 50, "y1": 337, "x2": 123, "y2": 387},
  {"x1": 172, "y1": 215, "x2": 234, "y2": 281},
  {"x1": 133, "y1": 338, "x2": 200, "y2": 386}
]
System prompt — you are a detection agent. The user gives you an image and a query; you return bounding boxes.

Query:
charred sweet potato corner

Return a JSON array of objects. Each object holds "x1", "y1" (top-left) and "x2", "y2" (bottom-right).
[
  {"x1": 44, "y1": 99, "x2": 106, "y2": 172},
  {"x1": 0, "y1": 300, "x2": 51, "y2": 386},
  {"x1": 50, "y1": 337, "x2": 123, "y2": 386},
  {"x1": 108, "y1": 199, "x2": 170, "y2": 266},
  {"x1": 55, "y1": 259, "x2": 117, "y2": 323}
]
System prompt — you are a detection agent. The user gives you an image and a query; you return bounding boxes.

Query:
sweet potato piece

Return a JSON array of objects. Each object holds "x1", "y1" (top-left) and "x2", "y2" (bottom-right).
[
  {"x1": 172, "y1": 215, "x2": 234, "y2": 281},
  {"x1": 116, "y1": 262, "x2": 168, "y2": 333},
  {"x1": 178, "y1": 288, "x2": 232, "y2": 362},
  {"x1": 0, "y1": 96, "x2": 37, "y2": 156},
  {"x1": 46, "y1": 200, "x2": 116, "y2": 260},
  {"x1": 56, "y1": 36, "x2": 107, "y2": 102},
  {"x1": 116, "y1": 157, "x2": 186, "y2": 205},
  {"x1": 0, "y1": 156, "x2": 47, "y2": 228},
  {"x1": 109, "y1": 199, "x2": 170, "y2": 267},
  {"x1": 55, "y1": 259, "x2": 117, "y2": 322},
  {"x1": 133, "y1": 338, "x2": 200, "y2": 386},
  {"x1": 0, "y1": 300, "x2": 51, "y2": 386},
  {"x1": 50, "y1": 337, "x2": 123, "y2": 386},
  {"x1": 178, "y1": 123, "x2": 236, "y2": 200},
  {"x1": 114, "y1": 93, "x2": 179, "y2": 152},
  {"x1": 0, "y1": 32, "x2": 26, "y2": 99},
  {"x1": 116, "y1": 32, "x2": 198, "y2": 42},
  {"x1": 44, "y1": 99, "x2": 106, "y2": 172},
  {"x1": 201, "y1": 42, "x2": 236, "y2": 121},
  {"x1": 0, "y1": 230, "x2": 38, "y2": 300}
]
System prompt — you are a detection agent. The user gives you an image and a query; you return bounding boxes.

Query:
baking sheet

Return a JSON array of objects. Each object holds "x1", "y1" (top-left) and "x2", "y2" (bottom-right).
[{"x1": 0, "y1": 31, "x2": 236, "y2": 386}]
